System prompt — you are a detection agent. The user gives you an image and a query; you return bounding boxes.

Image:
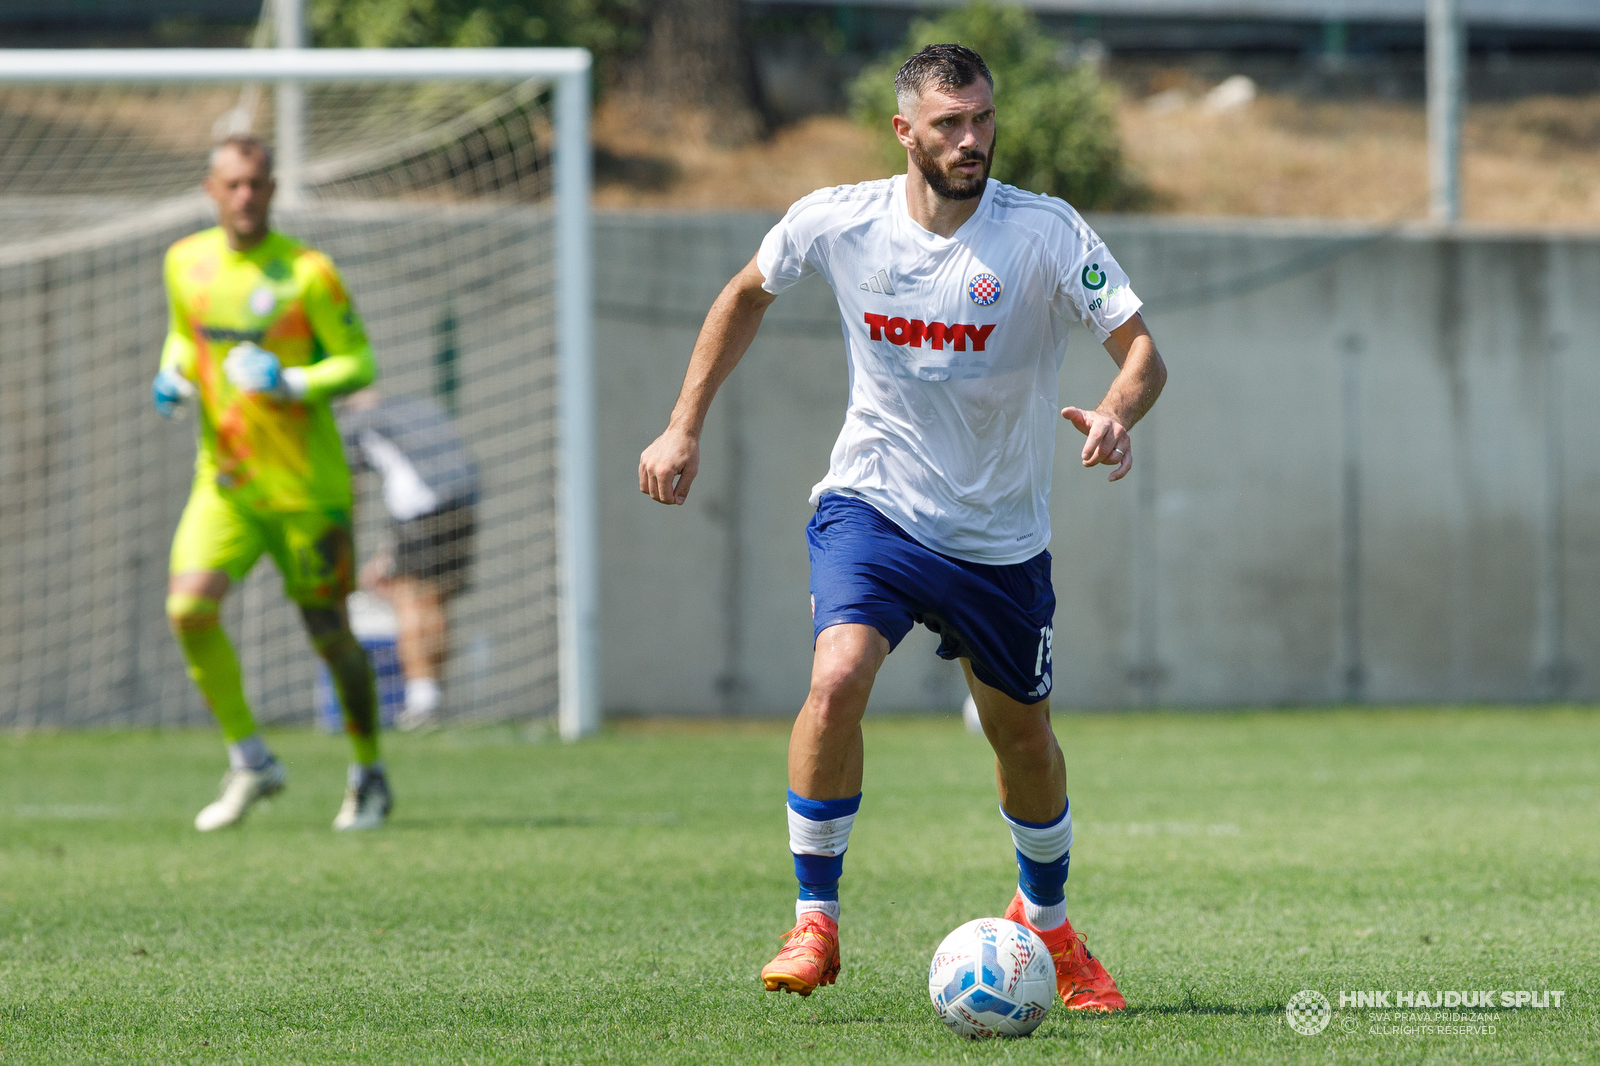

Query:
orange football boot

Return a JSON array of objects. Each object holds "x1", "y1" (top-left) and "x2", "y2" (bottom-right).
[
  {"x1": 1005, "y1": 889, "x2": 1127, "y2": 1011},
  {"x1": 760, "y1": 911, "x2": 840, "y2": 996}
]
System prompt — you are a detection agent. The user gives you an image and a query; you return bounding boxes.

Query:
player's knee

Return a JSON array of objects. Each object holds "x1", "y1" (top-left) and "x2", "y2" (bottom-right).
[
  {"x1": 811, "y1": 654, "x2": 875, "y2": 699},
  {"x1": 166, "y1": 593, "x2": 220, "y2": 634},
  {"x1": 985, "y1": 707, "x2": 1057, "y2": 762},
  {"x1": 806, "y1": 662, "x2": 875, "y2": 727}
]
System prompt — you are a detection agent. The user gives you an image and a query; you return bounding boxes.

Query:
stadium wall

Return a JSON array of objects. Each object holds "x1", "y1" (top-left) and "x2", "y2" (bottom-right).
[{"x1": 597, "y1": 212, "x2": 1600, "y2": 715}]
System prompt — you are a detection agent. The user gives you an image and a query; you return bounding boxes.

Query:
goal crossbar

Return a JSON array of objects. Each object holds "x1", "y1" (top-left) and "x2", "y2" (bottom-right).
[
  {"x1": 0, "y1": 48, "x2": 590, "y2": 83},
  {"x1": 0, "y1": 48, "x2": 600, "y2": 741}
]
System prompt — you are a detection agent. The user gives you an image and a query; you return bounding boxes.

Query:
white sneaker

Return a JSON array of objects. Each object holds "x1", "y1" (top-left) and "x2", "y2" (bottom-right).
[
  {"x1": 194, "y1": 759, "x2": 287, "y2": 831},
  {"x1": 332, "y1": 767, "x2": 392, "y2": 831},
  {"x1": 395, "y1": 705, "x2": 436, "y2": 733}
]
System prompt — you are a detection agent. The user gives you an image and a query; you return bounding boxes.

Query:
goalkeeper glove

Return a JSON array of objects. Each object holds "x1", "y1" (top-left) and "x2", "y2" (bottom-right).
[
  {"x1": 151, "y1": 368, "x2": 196, "y2": 418},
  {"x1": 223, "y1": 343, "x2": 307, "y2": 400}
]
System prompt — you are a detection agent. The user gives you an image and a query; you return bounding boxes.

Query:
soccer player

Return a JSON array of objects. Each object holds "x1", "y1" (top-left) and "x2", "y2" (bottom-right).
[
  {"x1": 153, "y1": 135, "x2": 393, "y2": 832},
  {"x1": 339, "y1": 388, "x2": 480, "y2": 731},
  {"x1": 638, "y1": 45, "x2": 1166, "y2": 1011}
]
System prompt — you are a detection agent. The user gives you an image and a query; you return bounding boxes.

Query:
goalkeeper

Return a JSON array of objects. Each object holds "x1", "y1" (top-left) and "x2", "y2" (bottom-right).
[{"x1": 153, "y1": 135, "x2": 390, "y2": 832}]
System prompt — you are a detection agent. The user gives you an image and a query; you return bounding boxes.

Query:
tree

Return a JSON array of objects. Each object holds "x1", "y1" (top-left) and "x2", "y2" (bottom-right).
[
  {"x1": 310, "y1": 0, "x2": 645, "y2": 76},
  {"x1": 312, "y1": 0, "x2": 764, "y2": 143},
  {"x1": 850, "y1": 1, "x2": 1144, "y2": 210},
  {"x1": 622, "y1": 0, "x2": 765, "y2": 144}
]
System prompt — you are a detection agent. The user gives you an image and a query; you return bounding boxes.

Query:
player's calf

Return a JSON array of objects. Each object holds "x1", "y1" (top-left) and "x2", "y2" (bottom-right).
[
  {"x1": 168, "y1": 589, "x2": 273, "y2": 781},
  {"x1": 304, "y1": 609, "x2": 389, "y2": 827}
]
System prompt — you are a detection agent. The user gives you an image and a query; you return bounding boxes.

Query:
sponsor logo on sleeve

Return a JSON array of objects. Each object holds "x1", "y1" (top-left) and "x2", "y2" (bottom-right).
[{"x1": 1081, "y1": 262, "x2": 1108, "y2": 290}]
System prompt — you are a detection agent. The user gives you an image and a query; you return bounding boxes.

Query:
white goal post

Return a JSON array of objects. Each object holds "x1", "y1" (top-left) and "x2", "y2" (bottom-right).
[{"x1": 0, "y1": 48, "x2": 599, "y2": 740}]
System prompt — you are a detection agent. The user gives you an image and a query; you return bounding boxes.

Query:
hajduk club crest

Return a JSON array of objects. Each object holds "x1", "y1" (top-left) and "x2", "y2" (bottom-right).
[{"x1": 967, "y1": 272, "x2": 1001, "y2": 307}]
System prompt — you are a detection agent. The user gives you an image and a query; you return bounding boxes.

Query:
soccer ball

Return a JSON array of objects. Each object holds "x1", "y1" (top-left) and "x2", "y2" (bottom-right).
[{"x1": 927, "y1": 917, "x2": 1055, "y2": 1039}]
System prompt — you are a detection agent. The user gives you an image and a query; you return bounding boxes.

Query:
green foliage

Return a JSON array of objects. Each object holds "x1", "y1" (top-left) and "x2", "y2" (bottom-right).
[
  {"x1": 850, "y1": 1, "x2": 1143, "y2": 209},
  {"x1": 310, "y1": 0, "x2": 643, "y2": 62}
]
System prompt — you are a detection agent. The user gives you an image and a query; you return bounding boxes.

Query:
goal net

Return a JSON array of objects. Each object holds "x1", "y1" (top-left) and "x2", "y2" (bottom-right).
[{"x1": 0, "y1": 48, "x2": 596, "y2": 737}]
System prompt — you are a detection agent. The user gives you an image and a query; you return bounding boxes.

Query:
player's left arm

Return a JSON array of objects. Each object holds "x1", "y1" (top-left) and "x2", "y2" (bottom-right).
[
  {"x1": 292, "y1": 254, "x2": 377, "y2": 402},
  {"x1": 1062, "y1": 314, "x2": 1166, "y2": 483}
]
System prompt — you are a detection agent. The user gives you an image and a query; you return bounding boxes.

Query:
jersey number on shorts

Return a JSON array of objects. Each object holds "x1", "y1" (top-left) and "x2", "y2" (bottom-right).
[{"x1": 1033, "y1": 625, "x2": 1054, "y2": 676}]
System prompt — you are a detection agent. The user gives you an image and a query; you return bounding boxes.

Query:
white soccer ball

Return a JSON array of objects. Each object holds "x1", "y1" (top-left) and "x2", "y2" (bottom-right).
[{"x1": 928, "y1": 917, "x2": 1055, "y2": 1039}]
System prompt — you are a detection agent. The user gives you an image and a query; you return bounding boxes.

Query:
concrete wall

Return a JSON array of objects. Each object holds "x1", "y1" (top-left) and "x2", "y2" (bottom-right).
[{"x1": 596, "y1": 212, "x2": 1600, "y2": 715}]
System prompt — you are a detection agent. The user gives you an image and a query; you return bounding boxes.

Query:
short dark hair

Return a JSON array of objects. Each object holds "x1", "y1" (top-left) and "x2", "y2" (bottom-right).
[
  {"x1": 894, "y1": 44, "x2": 994, "y2": 115},
  {"x1": 210, "y1": 134, "x2": 274, "y2": 175}
]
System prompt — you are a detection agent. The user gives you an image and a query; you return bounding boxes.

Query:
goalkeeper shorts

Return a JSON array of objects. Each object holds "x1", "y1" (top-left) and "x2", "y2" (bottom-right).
[{"x1": 170, "y1": 480, "x2": 356, "y2": 608}]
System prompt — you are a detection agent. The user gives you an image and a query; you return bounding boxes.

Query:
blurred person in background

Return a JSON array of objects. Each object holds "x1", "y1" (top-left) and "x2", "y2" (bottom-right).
[
  {"x1": 153, "y1": 135, "x2": 391, "y2": 832},
  {"x1": 340, "y1": 389, "x2": 480, "y2": 731}
]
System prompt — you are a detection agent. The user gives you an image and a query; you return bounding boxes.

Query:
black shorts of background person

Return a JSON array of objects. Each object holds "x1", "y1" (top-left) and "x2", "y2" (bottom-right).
[
  {"x1": 391, "y1": 500, "x2": 476, "y2": 600},
  {"x1": 340, "y1": 388, "x2": 481, "y2": 730}
]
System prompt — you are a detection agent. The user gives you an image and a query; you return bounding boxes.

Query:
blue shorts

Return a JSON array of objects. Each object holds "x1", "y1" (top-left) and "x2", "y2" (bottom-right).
[{"x1": 807, "y1": 494, "x2": 1055, "y2": 704}]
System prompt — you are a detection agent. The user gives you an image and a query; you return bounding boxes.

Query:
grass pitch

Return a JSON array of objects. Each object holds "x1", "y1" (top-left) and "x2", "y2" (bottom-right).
[{"x1": 1, "y1": 708, "x2": 1595, "y2": 1064}]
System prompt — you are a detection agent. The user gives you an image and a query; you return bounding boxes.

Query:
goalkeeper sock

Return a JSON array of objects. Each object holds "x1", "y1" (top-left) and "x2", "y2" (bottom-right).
[
  {"x1": 1003, "y1": 802, "x2": 1073, "y2": 931},
  {"x1": 168, "y1": 593, "x2": 257, "y2": 743},
  {"x1": 788, "y1": 789, "x2": 860, "y2": 923},
  {"x1": 349, "y1": 761, "x2": 386, "y2": 789},
  {"x1": 227, "y1": 734, "x2": 272, "y2": 772},
  {"x1": 315, "y1": 628, "x2": 380, "y2": 766}
]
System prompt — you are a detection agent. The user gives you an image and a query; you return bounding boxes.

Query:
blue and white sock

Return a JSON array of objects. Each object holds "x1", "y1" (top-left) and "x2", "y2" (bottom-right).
[
  {"x1": 787, "y1": 789, "x2": 860, "y2": 923},
  {"x1": 1002, "y1": 801, "x2": 1073, "y2": 931}
]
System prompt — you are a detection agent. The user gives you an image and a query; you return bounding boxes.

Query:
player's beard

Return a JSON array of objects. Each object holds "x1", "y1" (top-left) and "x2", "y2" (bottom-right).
[{"x1": 910, "y1": 129, "x2": 995, "y2": 202}]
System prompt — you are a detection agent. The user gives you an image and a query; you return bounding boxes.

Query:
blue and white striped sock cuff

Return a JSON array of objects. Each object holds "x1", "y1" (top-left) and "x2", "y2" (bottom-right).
[
  {"x1": 787, "y1": 789, "x2": 861, "y2": 857},
  {"x1": 1001, "y1": 802, "x2": 1073, "y2": 863}
]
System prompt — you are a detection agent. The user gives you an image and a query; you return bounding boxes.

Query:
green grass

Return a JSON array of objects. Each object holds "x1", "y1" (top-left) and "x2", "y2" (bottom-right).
[{"x1": 1, "y1": 708, "x2": 1595, "y2": 1064}]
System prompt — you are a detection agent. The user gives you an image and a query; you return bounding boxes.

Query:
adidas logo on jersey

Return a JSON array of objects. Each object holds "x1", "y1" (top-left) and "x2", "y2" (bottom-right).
[
  {"x1": 859, "y1": 269, "x2": 896, "y2": 296},
  {"x1": 863, "y1": 313, "x2": 996, "y2": 352}
]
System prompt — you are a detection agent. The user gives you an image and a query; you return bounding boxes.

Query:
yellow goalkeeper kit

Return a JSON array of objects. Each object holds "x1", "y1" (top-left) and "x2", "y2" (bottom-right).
[{"x1": 162, "y1": 227, "x2": 375, "y2": 605}]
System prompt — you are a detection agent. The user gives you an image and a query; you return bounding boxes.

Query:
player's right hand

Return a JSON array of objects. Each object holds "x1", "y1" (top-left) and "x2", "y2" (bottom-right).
[
  {"x1": 639, "y1": 427, "x2": 700, "y2": 505},
  {"x1": 151, "y1": 368, "x2": 196, "y2": 418},
  {"x1": 223, "y1": 342, "x2": 284, "y2": 395}
]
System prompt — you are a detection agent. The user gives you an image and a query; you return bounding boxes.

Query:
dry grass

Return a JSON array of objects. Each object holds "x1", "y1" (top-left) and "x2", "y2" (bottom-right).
[
  {"x1": 594, "y1": 91, "x2": 1600, "y2": 229},
  {"x1": 1122, "y1": 90, "x2": 1600, "y2": 227},
  {"x1": 593, "y1": 99, "x2": 892, "y2": 211}
]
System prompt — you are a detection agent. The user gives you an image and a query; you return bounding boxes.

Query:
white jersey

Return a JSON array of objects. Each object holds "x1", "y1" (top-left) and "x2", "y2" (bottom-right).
[{"x1": 757, "y1": 174, "x2": 1142, "y2": 565}]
